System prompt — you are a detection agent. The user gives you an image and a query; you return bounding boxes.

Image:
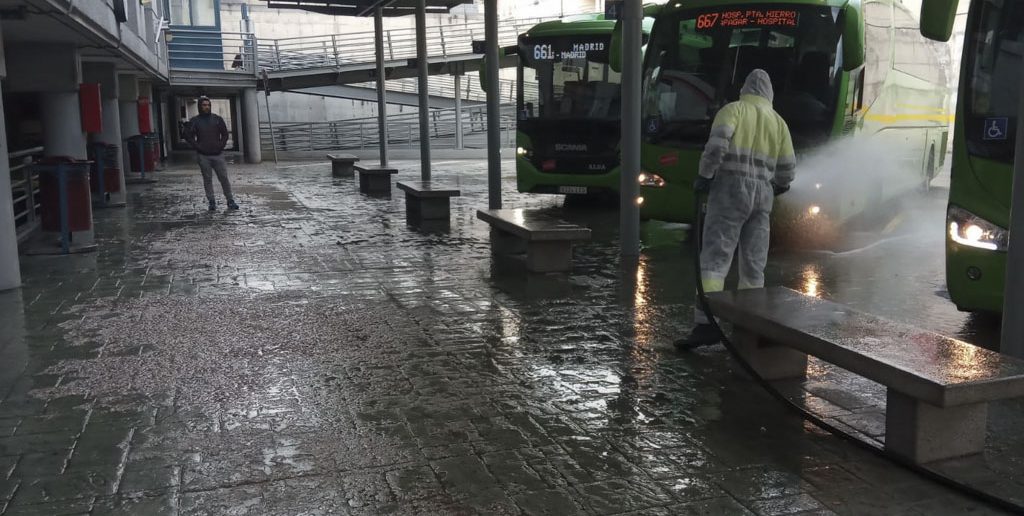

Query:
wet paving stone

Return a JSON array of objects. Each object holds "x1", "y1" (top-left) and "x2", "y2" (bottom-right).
[
  {"x1": 91, "y1": 493, "x2": 180, "y2": 516},
  {"x1": 0, "y1": 160, "x2": 1009, "y2": 514}
]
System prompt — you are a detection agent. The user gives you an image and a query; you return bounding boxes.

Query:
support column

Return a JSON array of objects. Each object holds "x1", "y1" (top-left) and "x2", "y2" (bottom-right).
[
  {"x1": 85, "y1": 62, "x2": 127, "y2": 206},
  {"x1": 485, "y1": 0, "x2": 501, "y2": 209},
  {"x1": 415, "y1": 0, "x2": 431, "y2": 180},
  {"x1": 41, "y1": 92, "x2": 87, "y2": 159},
  {"x1": 1002, "y1": 69, "x2": 1024, "y2": 357},
  {"x1": 118, "y1": 74, "x2": 141, "y2": 177},
  {"x1": 619, "y1": 0, "x2": 642, "y2": 256},
  {"x1": 0, "y1": 83, "x2": 21, "y2": 291},
  {"x1": 454, "y1": 74, "x2": 464, "y2": 150},
  {"x1": 0, "y1": 23, "x2": 19, "y2": 289},
  {"x1": 374, "y1": 8, "x2": 389, "y2": 167},
  {"x1": 241, "y1": 88, "x2": 262, "y2": 164},
  {"x1": 99, "y1": 98, "x2": 128, "y2": 205}
]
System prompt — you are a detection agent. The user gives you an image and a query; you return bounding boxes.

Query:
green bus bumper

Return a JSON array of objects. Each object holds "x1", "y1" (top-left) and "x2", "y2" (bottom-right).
[
  {"x1": 946, "y1": 240, "x2": 1005, "y2": 314},
  {"x1": 516, "y1": 158, "x2": 621, "y2": 194},
  {"x1": 639, "y1": 182, "x2": 695, "y2": 223}
]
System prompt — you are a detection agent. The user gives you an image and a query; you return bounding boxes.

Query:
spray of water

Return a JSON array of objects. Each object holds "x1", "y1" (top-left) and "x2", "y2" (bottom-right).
[{"x1": 772, "y1": 133, "x2": 936, "y2": 248}]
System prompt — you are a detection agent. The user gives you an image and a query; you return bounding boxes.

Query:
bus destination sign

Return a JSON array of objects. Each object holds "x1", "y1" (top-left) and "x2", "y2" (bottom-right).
[
  {"x1": 530, "y1": 41, "x2": 608, "y2": 61},
  {"x1": 695, "y1": 9, "x2": 800, "y2": 30}
]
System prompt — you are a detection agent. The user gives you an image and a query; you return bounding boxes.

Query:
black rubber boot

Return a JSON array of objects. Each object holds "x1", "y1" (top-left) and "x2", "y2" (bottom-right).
[
  {"x1": 674, "y1": 324, "x2": 723, "y2": 351},
  {"x1": 208, "y1": 200, "x2": 217, "y2": 212},
  {"x1": 227, "y1": 200, "x2": 239, "y2": 210}
]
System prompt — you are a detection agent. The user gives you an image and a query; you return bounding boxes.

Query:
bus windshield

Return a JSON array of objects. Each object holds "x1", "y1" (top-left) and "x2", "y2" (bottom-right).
[
  {"x1": 518, "y1": 35, "x2": 622, "y2": 121},
  {"x1": 641, "y1": 5, "x2": 843, "y2": 148},
  {"x1": 964, "y1": 0, "x2": 1024, "y2": 164}
]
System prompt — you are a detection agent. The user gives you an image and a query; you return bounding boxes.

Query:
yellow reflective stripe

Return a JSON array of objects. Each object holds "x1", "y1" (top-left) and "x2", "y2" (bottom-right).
[
  {"x1": 701, "y1": 277, "x2": 725, "y2": 293},
  {"x1": 862, "y1": 113, "x2": 955, "y2": 124},
  {"x1": 723, "y1": 97, "x2": 790, "y2": 158}
]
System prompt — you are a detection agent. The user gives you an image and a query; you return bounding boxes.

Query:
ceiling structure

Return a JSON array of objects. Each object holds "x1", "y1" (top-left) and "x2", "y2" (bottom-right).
[{"x1": 264, "y1": 0, "x2": 474, "y2": 17}]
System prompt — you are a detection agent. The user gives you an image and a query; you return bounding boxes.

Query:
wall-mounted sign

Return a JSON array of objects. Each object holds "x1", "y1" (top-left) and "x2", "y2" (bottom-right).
[
  {"x1": 605, "y1": 0, "x2": 623, "y2": 20},
  {"x1": 695, "y1": 9, "x2": 800, "y2": 30}
]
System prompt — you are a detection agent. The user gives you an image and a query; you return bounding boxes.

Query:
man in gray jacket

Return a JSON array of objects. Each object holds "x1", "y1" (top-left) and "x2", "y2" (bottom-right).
[{"x1": 185, "y1": 96, "x2": 238, "y2": 211}]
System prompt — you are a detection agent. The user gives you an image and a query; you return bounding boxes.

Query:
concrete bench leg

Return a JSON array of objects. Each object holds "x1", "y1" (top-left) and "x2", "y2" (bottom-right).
[
  {"x1": 359, "y1": 173, "x2": 391, "y2": 195},
  {"x1": 526, "y1": 240, "x2": 572, "y2": 273},
  {"x1": 406, "y1": 196, "x2": 450, "y2": 221},
  {"x1": 732, "y1": 328, "x2": 808, "y2": 380},
  {"x1": 885, "y1": 388, "x2": 988, "y2": 464},
  {"x1": 332, "y1": 161, "x2": 354, "y2": 177},
  {"x1": 490, "y1": 228, "x2": 526, "y2": 255}
]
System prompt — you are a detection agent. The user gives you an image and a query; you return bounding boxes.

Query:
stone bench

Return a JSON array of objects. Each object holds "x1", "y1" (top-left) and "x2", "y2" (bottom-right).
[
  {"x1": 397, "y1": 181, "x2": 461, "y2": 223},
  {"x1": 707, "y1": 286, "x2": 1024, "y2": 464},
  {"x1": 354, "y1": 164, "x2": 397, "y2": 195},
  {"x1": 476, "y1": 208, "x2": 591, "y2": 273},
  {"x1": 327, "y1": 153, "x2": 359, "y2": 177}
]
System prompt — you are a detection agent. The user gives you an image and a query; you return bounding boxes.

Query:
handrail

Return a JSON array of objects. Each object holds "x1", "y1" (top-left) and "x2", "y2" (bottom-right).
[
  {"x1": 260, "y1": 104, "x2": 518, "y2": 151},
  {"x1": 9, "y1": 146, "x2": 44, "y2": 160},
  {"x1": 9, "y1": 146, "x2": 44, "y2": 242},
  {"x1": 257, "y1": 15, "x2": 565, "y2": 74},
  {"x1": 167, "y1": 29, "x2": 258, "y2": 74}
]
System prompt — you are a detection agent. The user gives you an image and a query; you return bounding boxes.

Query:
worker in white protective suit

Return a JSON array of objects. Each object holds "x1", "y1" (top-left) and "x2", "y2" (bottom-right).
[{"x1": 676, "y1": 69, "x2": 797, "y2": 350}]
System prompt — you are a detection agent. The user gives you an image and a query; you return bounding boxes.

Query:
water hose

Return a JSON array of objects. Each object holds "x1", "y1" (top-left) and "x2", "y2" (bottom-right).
[{"x1": 689, "y1": 189, "x2": 1023, "y2": 514}]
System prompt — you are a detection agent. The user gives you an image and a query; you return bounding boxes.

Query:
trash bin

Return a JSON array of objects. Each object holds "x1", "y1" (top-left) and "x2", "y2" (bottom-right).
[
  {"x1": 127, "y1": 134, "x2": 158, "y2": 173},
  {"x1": 144, "y1": 133, "x2": 161, "y2": 171},
  {"x1": 36, "y1": 157, "x2": 93, "y2": 234},
  {"x1": 89, "y1": 143, "x2": 121, "y2": 195}
]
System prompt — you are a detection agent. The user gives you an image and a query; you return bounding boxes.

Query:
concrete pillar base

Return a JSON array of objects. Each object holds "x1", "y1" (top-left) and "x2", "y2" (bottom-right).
[
  {"x1": 490, "y1": 228, "x2": 526, "y2": 255},
  {"x1": 358, "y1": 170, "x2": 396, "y2": 196},
  {"x1": 732, "y1": 328, "x2": 809, "y2": 380},
  {"x1": 885, "y1": 388, "x2": 988, "y2": 464},
  {"x1": 525, "y1": 240, "x2": 572, "y2": 273},
  {"x1": 406, "y1": 197, "x2": 450, "y2": 221},
  {"x1": 332, "y1": 162, "x2": 355, "y2": 177}
]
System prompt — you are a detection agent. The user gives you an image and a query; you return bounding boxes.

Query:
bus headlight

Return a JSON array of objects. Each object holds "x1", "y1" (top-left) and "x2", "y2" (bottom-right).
[
  {"x1": 948, "y1": 205, "x2": 1008, "y2": 252},
  {"x1": 638, "y1": 172, "x2": 666, "y2": 188},
  {"x1": 516, "y1": 146, "x2": 532, "y2": 157}
]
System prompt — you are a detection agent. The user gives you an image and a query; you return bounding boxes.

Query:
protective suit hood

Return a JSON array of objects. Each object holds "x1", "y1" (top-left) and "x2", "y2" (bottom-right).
[{"x1": 740, "y1": 69, "x2": 774, "y2": 103}]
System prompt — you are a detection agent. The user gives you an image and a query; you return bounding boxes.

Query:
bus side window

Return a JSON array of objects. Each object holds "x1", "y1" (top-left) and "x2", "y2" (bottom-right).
[
  {"x1": 862, "y1": 0, "x2": 892, "y2": 109},
  {"x1": 848, "y1": 67, "x2": 866, "y2": 114}
]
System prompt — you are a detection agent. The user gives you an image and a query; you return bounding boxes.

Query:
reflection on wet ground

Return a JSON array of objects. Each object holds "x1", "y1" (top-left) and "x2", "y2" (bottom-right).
[{"x1": 0, "y1": 159, "x2": 1011, "y2": 514}]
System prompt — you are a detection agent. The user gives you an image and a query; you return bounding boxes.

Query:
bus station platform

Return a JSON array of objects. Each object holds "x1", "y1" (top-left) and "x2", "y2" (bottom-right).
[{"x1": 0, "y1": 159, "x2": 1012, "y2": 515}]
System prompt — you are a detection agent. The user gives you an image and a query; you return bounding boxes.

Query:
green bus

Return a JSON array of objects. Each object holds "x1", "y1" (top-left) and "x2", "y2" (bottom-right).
[
  {"x1": 632, "y1": 0, "x2": 951, "y2": 240},
  {"x1": 514, "y1": 15, "x2": 651, "y2": 197},
  {"x1": 919, "y1": 0, "x2": 1019, "y2": 314}
]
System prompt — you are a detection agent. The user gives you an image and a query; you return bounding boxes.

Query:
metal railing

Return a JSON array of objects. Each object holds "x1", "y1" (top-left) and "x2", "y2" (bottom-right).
[
  {"x1": 351, "y1": 76, "x2": 537, "y2": 105},
  {"x1": 167, "y1": 30, "x2": 258, "y2": 73},
  {"x1": 10, "y1": 146, "x2": 44, "y2": 242},
  {"x1": 261, "y1": 104, "x2": 519, "y2": 152},
  {"x1": 258, "y1": 16, "x2": 558, "y2": 73}
]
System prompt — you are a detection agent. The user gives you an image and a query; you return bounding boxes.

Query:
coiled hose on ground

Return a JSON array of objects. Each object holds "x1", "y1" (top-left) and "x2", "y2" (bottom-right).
[{"x1": 688, "y1": 190, "x2": 1023, "y2": 514}]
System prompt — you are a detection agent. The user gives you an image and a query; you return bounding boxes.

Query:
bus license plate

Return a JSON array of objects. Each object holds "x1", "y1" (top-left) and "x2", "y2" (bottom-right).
[{"x1": 558, "y1": 186, "x2": 587, "y2": 195}]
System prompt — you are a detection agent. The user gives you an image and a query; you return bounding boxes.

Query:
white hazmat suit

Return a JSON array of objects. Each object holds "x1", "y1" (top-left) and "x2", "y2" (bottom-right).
[{"x1": 690, "y1": 69, "x2": 797, "y2": 335}]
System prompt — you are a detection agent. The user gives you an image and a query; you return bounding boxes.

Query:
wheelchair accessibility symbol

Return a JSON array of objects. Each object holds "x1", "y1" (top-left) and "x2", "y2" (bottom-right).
[
  {"x1": 645, "y1": 117, "x2": 661, "y2": 135},
  {"x1": 984, "y1": 117, "x2": 1009, "y2": 141}
]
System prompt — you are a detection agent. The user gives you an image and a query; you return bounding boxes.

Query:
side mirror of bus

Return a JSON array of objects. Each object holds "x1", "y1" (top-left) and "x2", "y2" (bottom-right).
[
  {"x1": 842, "y1": 7, "x2": 865, "y2": 71},
  {"x1": 919, "y1": 0, "x2": 956, "y2": 41},
  {"x1": 610, "y1": 19, "x2": 624, "y2": 73}
]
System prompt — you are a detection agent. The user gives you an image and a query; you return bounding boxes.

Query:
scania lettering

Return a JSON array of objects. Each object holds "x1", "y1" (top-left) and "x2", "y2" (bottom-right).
[{"x1": 514, "y1": 14, "x2": 651, "y2": 198}]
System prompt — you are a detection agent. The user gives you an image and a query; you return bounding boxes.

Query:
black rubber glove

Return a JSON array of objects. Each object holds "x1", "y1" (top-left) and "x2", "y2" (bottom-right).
[
  {"x1": 771, "y1": 182, "x2": 790, "y2": 196},
  {"x1": 693, "y1": 176, "x2": 712, "y2": 194}
]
